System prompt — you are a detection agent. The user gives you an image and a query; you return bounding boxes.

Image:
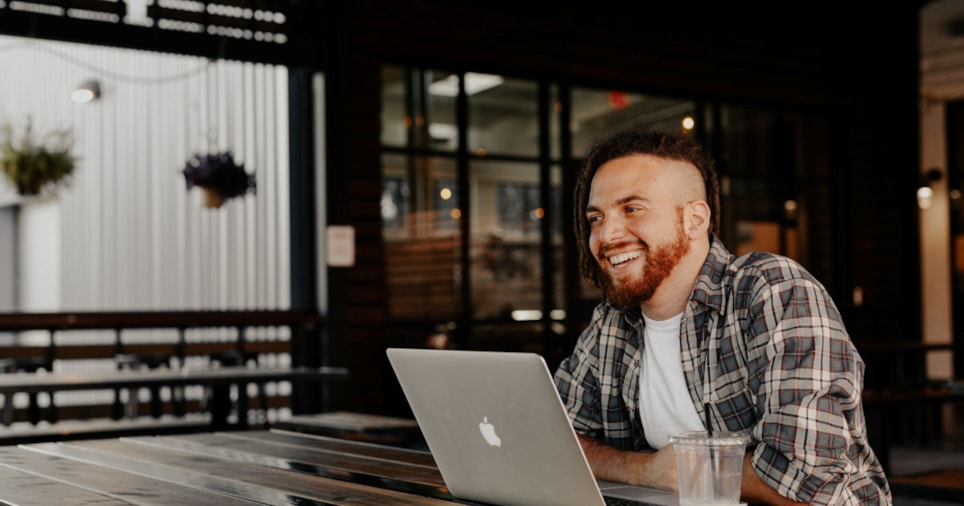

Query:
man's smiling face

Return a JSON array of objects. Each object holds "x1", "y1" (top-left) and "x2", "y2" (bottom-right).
[{"x1": 586, "y1": 154, "x2": 692, "y2": 308}]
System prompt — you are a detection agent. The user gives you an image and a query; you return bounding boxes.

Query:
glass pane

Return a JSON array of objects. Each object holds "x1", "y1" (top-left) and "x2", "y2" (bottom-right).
[
  {"x1": 570, "y1": 88, "x2": 696, "y2": 157},
  {"x1": 382, "y1": 67, "x2": 459, "y2": 151},
  {"x1": 467, "y1": 75, "x2": 538, "y2": 157},
  {"x1": 548, "y1": 163, "x2": 566, "y2": 326},
  {"x1": 381, "y1": 153, "x2": 459, "y2": 238},
  {"x1": 381, "y1": 66, "x2": 407, "y2": 147},
  {"x1": 469, "y1": 160, "x2": 542, "y2": 321},
  {"x1": 718, "y1": 105, "x2": 797, "y2": 258},
  {"x1": 382, "y1": 153, "x2": 462, "y2": 320},
  {"x1": 424, "y1": 70, "x2": 458, "y2": 152},
  {"x1": 550, "y1": 85, "x2": 562, "y2": 160}
]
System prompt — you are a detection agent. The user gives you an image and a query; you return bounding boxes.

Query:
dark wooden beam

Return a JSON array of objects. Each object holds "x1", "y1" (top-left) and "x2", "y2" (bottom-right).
[
  {"x1": 0, "y1": 310, "x2": 323, "y2": 331},
  {"x1": 0, "y1": 3, "x2": 323, "y2": 67}
]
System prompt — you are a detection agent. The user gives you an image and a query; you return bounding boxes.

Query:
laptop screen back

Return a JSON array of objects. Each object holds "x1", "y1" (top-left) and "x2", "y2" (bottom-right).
[{"x1": 386, "y1": 348, "x2": 607, "y2": 506}]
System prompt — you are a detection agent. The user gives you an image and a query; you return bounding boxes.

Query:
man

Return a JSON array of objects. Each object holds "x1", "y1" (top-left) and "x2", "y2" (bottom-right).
[{"x1": 553, "y1": 129, "x2": 891, "y2": 505}]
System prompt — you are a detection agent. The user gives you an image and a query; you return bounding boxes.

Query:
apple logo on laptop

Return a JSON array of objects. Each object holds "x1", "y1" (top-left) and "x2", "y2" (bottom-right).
[{"x1": 479, "y1": 416, "x2": 502, "y2": 447}]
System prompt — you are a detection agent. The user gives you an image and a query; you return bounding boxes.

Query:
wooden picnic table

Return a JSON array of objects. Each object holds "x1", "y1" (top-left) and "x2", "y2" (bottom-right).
[{"x1": 0, "y1": 429, "x2": 455, "y2": 505}]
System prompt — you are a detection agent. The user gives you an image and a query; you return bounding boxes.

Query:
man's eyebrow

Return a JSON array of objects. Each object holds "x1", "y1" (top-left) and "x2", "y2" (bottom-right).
[
  {"x1": 585, "y1": 195, "x2": 647, "y2": 214},
  {"x1": 615, "y1": 195, "x2": 646, "y2": 205}
]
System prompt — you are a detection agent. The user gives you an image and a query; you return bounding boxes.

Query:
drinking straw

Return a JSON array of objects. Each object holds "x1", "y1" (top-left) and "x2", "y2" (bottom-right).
[
  {"x1": 705, "y1": 341, "x2": 721, "y2": 500},
  {"x1": 705, "y1": 402, "x2": 720, "y2": 499}
]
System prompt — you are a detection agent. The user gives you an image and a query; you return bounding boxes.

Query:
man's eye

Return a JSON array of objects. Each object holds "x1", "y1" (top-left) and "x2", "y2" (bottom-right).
[
  {"x1": 587, "y1": 215, "x2": 602, "y2": 224},
  {"x1": 625, "y1": 207, "x2": 638, "y2": 213}
]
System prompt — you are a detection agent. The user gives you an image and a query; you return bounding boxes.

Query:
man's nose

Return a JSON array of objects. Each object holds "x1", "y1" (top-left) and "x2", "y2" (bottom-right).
[{"x1": 598, "y1": 216, "x2": 626, "y2": 243}]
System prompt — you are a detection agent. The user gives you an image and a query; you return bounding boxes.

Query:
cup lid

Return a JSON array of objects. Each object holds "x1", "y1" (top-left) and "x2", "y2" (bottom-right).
[{"x1": 668, "y1": 431, "x2": 750, "y2": 446}]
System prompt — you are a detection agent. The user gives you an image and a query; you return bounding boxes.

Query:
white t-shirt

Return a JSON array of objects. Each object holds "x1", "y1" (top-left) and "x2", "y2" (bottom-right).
[{"x1": 638, "y1": 311, "x2": 705, "y2": 449}]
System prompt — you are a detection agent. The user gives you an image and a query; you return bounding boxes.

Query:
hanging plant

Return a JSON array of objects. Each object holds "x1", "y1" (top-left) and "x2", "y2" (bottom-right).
[
  {"x1": 1, "y1": 117, "x2": 75, "y2": 196},
  {"x1": 182, "y1": 151, "x2": 256, "y2": 208}
]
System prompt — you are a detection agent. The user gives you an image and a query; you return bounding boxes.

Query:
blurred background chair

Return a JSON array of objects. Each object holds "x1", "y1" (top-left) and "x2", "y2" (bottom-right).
[
  {"x1": 0, "y1": 356, "x2": 57, "y2": 425},
  {"x1": 206, "y1": 350, "x2": 268, "y2": 428},
  {"x1": 112, "y1": 353, "x2": 183, "y2": 419}
]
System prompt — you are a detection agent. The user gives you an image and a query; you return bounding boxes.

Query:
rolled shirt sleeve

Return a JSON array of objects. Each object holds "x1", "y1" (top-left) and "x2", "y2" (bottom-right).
[{"x1": 743, "y1": 273, "x2": 888, "y2": 504}]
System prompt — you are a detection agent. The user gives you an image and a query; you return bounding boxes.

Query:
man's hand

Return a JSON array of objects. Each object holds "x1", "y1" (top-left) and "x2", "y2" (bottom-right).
[
  {"x1": 576, "y1": 434, "x2": 678, "y2": 490},
  {"x1": 578, "y1": 434, "x2": 808, "y2": 505}
]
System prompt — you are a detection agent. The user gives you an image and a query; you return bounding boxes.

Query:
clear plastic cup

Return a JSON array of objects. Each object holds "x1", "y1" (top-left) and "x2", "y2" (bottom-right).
[{"x1": 669, "y1": 431, "x2": 749, "y2": 506}]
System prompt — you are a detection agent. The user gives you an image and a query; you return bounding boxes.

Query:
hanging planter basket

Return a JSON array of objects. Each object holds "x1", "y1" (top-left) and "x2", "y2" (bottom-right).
[
  {"x1": 1, "y1": 118, "x2": 75, "y2": 197},
  {"x1": 182, "y1": 151, "x2": 255, "y2": 209},
  {"x1": 199, "y1": 186, "x2": 224, "y2": 208}
]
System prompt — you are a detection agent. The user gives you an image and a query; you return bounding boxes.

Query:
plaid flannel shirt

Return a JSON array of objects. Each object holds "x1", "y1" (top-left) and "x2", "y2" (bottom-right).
[{"x1": 554, "y1": 237, "x2": 891, "y2": 505}]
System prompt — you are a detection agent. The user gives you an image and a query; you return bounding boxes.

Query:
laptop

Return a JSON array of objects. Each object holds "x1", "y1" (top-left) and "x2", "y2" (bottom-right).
[{"x1": 386, "y1": 347, "x2": 678, "y2": 506}]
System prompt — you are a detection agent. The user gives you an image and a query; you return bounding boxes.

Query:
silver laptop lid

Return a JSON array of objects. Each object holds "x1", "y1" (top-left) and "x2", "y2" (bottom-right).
[{"x1": 386, "y1": 348, "x2": 607, "y2": 506}]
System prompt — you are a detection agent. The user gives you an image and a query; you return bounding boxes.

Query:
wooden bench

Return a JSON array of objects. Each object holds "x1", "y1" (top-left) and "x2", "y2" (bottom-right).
[
  {"x1": 862, "y1": 381, "x2": 964, "y2": 476},
  {"x1": 853, "y1": 340, "x2": 963, "y2": 476},
  {"x1": 0, "y1": 365, "x2": 347, "y2": 434},
  {"x1": 0, "y1": 310, "x2": 326, "y2": 438},
  {"x1": 890, "y1": 469, "x2": 964, "y2": 504}
]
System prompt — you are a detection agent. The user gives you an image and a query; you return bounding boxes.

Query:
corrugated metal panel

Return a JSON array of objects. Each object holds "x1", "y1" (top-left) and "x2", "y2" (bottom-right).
[{"x1": 0, "y1": 34, "x2": 291, "y2": 311}]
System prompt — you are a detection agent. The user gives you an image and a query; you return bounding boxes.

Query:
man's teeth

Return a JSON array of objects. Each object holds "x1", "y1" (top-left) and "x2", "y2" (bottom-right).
[{"x1": 609, "y1": 251, "x2": 642, "y2": 265}]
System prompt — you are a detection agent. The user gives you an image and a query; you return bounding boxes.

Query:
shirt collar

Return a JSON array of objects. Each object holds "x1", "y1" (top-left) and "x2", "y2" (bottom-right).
[{"x1": 688, "y1": 235, "x2": 732, "y2": 316}]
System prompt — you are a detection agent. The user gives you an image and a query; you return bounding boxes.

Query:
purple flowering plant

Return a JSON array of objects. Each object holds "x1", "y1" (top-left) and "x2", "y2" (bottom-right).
[{"x1": 182, "y1": 151, "x2": 256, "y2": 203}]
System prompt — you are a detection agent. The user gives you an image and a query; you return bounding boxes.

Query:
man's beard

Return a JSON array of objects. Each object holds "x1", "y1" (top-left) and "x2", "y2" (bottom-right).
[{"x1": 599, "y1": 222, "x2": 690, "y2": 309}]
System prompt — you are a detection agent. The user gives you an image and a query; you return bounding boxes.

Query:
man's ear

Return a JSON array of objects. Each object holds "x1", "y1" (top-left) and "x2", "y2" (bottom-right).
[{"x1": 686, "y1": 201, "x2": 711, "y2": 239}]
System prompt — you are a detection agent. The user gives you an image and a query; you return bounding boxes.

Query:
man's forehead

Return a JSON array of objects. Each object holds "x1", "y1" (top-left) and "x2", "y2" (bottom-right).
[
  {"x1": 590, "y1": 155, "x2": 702, "y2": 199},
  {"x1": 593, "y1": 155, "x2": 697, "y2": 182}
]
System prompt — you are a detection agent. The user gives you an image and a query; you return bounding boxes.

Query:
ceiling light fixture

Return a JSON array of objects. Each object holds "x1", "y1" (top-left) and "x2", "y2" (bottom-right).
[{"x1": 72, "y1": 80, "x2": 101, "y2": 104}]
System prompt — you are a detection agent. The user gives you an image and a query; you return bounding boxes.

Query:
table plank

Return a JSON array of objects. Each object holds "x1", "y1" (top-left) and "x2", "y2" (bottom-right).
[
  {"x1": 123, "y1": 431, "x2": 449, "y2": 498},
  {"x1": 283, "y1": 411, "x2": 420, "y2": 432},
  {"x1": 0, "y1": 447, "x2": 259, "y2": 505},
  {"x1": 26, "y1": 438, "x2": 457, "y2": 505},
  {"x1": 260, "y1": 428, "x2": 438, "y2": 467},
  {"x1": 0, "y1": 464, "x2": 127, "y2": 506},
  {"x1": 276, "y1": 412, "x2": 425, "y2": 447}
]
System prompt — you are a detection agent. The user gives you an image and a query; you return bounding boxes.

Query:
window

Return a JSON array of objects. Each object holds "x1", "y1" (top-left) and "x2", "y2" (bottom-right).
[{"x1": 380, "y1": 66, "x2": 826, "y2": 364}]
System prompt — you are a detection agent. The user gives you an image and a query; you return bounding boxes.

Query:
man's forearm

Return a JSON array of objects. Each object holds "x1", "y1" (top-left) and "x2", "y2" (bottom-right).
[{"x1": 576, "y1": 433, "x2": 676, "y2": 490}]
